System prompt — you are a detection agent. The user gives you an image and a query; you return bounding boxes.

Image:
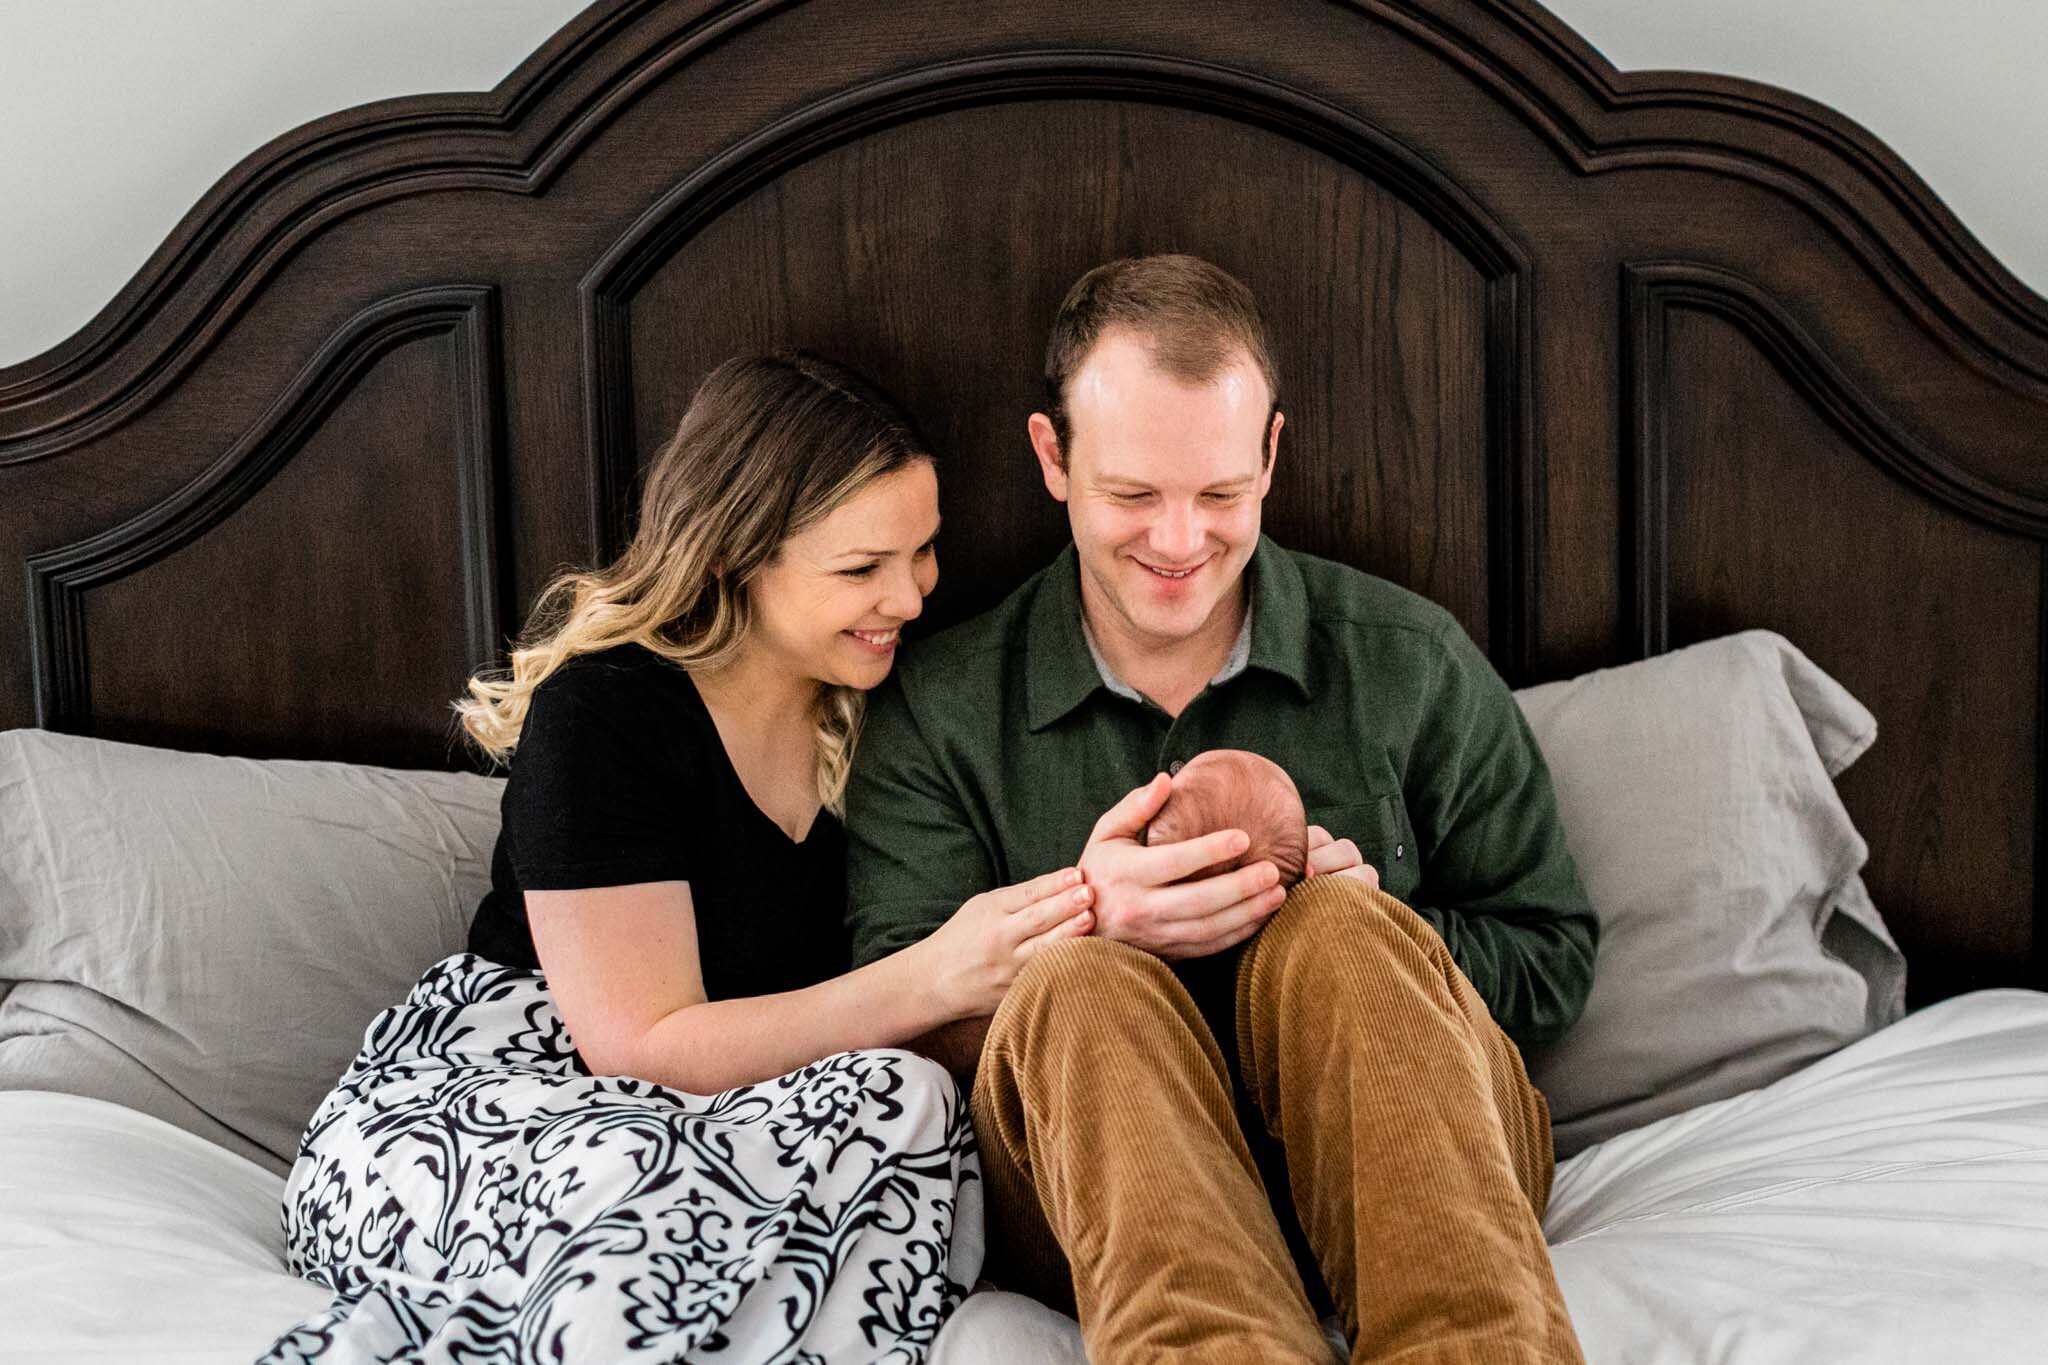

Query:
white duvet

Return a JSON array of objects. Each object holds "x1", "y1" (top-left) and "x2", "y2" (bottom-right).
[
  {"x1": 1545, "y1": 987, "x2": 2048, "y2": 1363},
  {"x1": 3, "y1": 989, "x2": 2045, "y2": 1365}
]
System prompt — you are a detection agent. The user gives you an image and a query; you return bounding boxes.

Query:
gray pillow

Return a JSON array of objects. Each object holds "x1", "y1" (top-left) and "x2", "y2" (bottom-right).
[
  {"x1": 1515, "y1": 631, "x2": 1906, "y2": 1156},
  {"x1": 0, "y1": 729, "x2": 501, "y2": 1174}
]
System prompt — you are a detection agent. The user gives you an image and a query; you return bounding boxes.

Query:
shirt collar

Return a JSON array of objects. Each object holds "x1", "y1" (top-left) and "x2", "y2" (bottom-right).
[
  {"x1": 1083, "y1": 606, "x2": 1252, "y2": 703},
  {"x1": 1024, "y1": 535, "x2": 1311, "y2": 732},
  {"x1": 1245, "y1": 534, "x2": 1311, "y2": 698}
]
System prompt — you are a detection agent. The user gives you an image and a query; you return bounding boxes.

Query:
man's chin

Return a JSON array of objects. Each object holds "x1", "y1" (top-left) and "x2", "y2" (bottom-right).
[
  {"x1": 1118, "y1": 599, "x2": 1223, "y2": 647},
  {"x1": 1086, "y1": 557, "x2": 1235, "y2": 646}
]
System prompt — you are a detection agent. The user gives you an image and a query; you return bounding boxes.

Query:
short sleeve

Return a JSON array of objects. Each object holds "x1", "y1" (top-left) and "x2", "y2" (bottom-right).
[{"x1": 502, "y1": 660, "x2": 697, "y2": 890}]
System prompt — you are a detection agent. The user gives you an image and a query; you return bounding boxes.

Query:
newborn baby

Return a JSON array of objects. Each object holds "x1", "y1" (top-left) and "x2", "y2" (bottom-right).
[{"x1": 1145, "y1": 749, "x2": 1309, "y2": 887}]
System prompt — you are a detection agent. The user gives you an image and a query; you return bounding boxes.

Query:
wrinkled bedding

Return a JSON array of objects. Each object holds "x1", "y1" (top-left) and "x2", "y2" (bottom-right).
[{"x1": 3, "y1": 990, "x2": 2045, "y2": 1365}]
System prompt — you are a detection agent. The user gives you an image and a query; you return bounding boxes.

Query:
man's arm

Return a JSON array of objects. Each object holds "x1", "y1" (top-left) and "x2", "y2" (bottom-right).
[
  {"x1": 846, "y1": 679, "x2": 1288, "y2": 1080},
  {"x1": 1404, "y1": 617, "x2": 1599, "y2": 1051},
  {"x1": 844, "y1": 675, "x2": 1005, "y2": 1071}
]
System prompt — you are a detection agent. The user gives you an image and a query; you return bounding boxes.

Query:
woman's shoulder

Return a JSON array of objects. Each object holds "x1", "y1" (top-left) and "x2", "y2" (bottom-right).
[
  {"x1": 537, "y1": 642, "x2": 696, "y2": 701},
  {"x1": 524, "y1": 643, "x2": 710, "y2": 751}
]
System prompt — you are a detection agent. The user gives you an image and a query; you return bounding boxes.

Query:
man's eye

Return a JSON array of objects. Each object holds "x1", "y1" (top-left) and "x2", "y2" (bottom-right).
[
  {"x1": 1204, "y1": 492, "x2": 1243, "y2": 504},
  {"x1": 1109, "y1": 492, "x2": 1151, "y2": 504}
]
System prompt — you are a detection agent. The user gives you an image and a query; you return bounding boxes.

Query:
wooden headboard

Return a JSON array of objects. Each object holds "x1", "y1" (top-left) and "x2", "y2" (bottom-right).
[{"x1": 4, "y1": 0, "x2": 2043, "y2": 1006}]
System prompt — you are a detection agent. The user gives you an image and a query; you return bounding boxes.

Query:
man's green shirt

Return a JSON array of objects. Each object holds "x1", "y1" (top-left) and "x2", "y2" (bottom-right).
[{"x1": 843, "y1": 536, "x2": 1597, "y2": 1049}]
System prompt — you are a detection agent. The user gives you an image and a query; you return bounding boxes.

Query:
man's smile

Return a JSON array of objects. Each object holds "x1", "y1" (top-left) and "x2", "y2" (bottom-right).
[{"x1": 1133, "y1": 555, "x2": 1210, "y2": 582}]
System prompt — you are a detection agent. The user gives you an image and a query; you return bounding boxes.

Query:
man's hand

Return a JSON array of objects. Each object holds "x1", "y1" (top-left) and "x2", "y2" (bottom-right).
[
  {"x1": 1305, "y1": 823, "x2": 1381, "y2": 887},
  {"x1": 1077, "y1": 774, "x2": 1290, "y2": 959}
]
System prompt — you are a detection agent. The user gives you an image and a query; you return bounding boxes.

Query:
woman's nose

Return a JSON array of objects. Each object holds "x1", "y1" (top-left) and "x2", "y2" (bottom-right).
[{"x1": 880, "y1": 564, "x2": 925, "y2": 620}]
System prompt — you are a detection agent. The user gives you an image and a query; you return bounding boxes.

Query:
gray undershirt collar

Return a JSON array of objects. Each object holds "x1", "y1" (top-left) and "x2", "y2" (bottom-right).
[{"x1": 1080, "y1": 604, "x2": 1254, "y2": 706}]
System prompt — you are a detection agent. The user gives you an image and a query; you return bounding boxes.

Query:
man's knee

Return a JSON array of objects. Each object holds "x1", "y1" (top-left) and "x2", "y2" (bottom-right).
[
  {"x1": 985, "y1": 935, "x2": 1209, "y2": 1077},
  {"x1": 1010, "y1": 933, "x2": 1173, "y2": 999},
  {"x1": 1261, "y1": 874, "x2": 1439, "y2": 966}
]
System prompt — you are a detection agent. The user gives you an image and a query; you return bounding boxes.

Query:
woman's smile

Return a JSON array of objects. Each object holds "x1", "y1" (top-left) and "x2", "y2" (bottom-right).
[{"x1": 843, "y1": 627, "x2": 901, "y2": 654}]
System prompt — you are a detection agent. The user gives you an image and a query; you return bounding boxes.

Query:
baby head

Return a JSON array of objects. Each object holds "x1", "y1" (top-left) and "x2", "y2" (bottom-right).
[{"x1": 1145, "y1": 749, "x2": 1309, "y2": 886}]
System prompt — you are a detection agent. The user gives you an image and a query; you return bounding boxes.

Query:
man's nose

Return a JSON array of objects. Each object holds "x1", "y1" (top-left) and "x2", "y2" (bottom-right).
[{"x1": 1152, "y1": 503, "x2": 1205, "y2": 562}]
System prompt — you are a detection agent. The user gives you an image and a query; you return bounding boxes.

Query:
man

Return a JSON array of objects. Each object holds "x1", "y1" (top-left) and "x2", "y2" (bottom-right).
[{"x1": 844, "y1": 254, "x2": 1594, "y2": 1363}]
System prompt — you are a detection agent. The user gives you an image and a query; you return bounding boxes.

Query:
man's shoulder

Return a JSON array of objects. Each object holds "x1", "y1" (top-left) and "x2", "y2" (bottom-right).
[
  {"x1": 1280, "y1": 545, "x2": 1457, "y2": 643},
  {"x1": 893, "y1": 562, "x2": 1049, "y2": 687}
]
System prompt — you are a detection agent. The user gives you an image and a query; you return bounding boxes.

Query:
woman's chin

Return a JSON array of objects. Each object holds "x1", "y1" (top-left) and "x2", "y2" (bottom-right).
[
  {"x1": 827, "y1": 630, "x2": 902, "y2": 687},
  {"x1": 819, "y1": 656, "x2": 897, "y2": 691}
]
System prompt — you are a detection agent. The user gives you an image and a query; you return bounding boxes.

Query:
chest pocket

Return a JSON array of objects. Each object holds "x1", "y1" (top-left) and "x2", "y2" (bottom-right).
[{"x1": 1305, "y1": 793, "x2": 1418, "y2": 902}]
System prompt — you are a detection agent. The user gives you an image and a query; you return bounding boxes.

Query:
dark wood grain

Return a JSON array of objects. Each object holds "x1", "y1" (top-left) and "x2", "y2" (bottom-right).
[
  {"x1": 1654, "y1": 302, "x2": 2036, "y2": 1006},
  {"x1": 613, "y1": 97, "x2": 1504, "y2": 646},
  {"x1": 25, "y1": 288, "x2": 505, "y2": 768},
  {"x1": 1, "y1": 0, "x2": 2043, "y2": 999}
]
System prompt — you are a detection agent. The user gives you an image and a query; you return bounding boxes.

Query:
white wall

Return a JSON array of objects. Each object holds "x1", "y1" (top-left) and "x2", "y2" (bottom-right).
[
  {"x1": 3, "y1": 1, "x2": 2044, "y2": 368},
  {"x1": 1542, "y1": 0, "x2": 2048, "y2": 288},
  {"x1": 0, "y1": 0, "x2": 587, "y2": 367}
]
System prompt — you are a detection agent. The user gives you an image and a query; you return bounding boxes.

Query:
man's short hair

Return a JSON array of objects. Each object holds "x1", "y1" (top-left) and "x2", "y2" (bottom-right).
[{"x1": 1041, "y1": 253, "x2": 1282, "y2": 467}]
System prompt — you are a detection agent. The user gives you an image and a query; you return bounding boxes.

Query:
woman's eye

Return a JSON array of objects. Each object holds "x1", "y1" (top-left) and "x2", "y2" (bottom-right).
[
  {"x1": 840, "y1": 564, "x2": 879, "y2": 579},
  {"x1": 915, "y1": 542, "x2": 936, "y2": 558}
]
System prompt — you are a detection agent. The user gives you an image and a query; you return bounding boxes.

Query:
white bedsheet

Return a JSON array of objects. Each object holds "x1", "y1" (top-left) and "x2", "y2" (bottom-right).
[
  {"x1": 3, "y1": 989, "x2": 2045, "y2": 1364},
  {"x1": 1545, "y1": 987, "x2": 2048, "y2": 1362}
]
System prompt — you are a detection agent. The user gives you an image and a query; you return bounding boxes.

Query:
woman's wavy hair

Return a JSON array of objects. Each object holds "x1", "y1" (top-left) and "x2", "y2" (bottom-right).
[{"x1": 456, "y1": 351, "x2": 933, "y2": 814}]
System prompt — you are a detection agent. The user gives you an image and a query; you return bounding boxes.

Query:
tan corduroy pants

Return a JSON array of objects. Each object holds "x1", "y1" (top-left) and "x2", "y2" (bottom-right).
[{"x1": 970, "y1": 875, "x2": 1585, "y2": 1365}]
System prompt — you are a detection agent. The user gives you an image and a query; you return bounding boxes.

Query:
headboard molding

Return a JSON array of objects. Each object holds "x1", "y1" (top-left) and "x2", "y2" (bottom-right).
[
  {"x1": 1453, "y1": 0, "x2": 2048, "y2": 391},
  {"x1": 0, "y1": 0, "x2": 732, "y2": 458},
  {"x1": 5, "y1": 0, "x2": 2044, "y2": 459},
  {"x1": 3, "y1": 0, "x2": 2043, "y2": 1003},
  {"x1": 26, "y1": 287, "x2": 507, "y2": 735},
  {"x1": 1623, "y1": 260, "x2": 2048, "y2": 657},
  {"x1": 577, "y1": 47, "x2": 1544, "y2": 659}
]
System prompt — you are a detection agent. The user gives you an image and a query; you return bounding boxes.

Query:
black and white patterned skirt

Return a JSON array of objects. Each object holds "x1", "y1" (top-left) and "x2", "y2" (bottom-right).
[{"x1": 259, "y1": 954, "x2": 981, "y2": 1364}]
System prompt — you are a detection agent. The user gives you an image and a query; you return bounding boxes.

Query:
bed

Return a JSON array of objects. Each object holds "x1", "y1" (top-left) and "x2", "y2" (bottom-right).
[{"x1": 3, "y1": 1, "x2": 2045, "y2": 1361}]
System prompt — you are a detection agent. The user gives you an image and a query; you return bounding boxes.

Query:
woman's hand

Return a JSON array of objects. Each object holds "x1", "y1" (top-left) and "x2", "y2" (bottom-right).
[{"x1": 919, "y1": 867, "x2": 1096, "y2": 1019}]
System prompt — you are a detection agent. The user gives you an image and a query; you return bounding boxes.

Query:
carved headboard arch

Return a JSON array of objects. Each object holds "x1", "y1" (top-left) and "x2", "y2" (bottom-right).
[
  {"x1": 4, "y1": 0, "x2": 2043, "y2": 1006},
  {"x1": 576, "y1": 48, "x2": 1542, "y2": 649}
]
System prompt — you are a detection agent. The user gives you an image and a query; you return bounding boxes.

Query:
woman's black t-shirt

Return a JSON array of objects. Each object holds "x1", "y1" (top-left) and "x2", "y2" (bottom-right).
[{"x1": 466, "y1": 644, "x2": 851, "y2": 1001}]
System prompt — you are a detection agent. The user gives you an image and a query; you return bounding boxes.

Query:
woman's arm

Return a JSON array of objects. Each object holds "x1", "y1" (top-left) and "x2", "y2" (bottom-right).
[{"x1": 529, "y1": 870, "x2": 1090, "y2": 1094}]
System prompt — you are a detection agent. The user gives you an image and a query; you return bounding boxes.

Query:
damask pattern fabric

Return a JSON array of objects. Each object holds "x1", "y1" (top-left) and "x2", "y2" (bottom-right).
[{"x1": 258, "y1": 955, "x2": 981, "y2": 1365}]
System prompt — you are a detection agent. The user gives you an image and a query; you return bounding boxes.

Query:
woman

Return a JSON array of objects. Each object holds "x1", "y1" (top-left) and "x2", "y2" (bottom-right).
[{"x1": 262, "y1": 353, "x2": 1095, "y2": 1364}]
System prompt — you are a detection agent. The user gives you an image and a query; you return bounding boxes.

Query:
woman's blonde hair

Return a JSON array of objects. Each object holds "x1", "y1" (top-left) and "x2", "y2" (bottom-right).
[{"x1": 456, "y1": 352, "x2": 933, "y2": 813}]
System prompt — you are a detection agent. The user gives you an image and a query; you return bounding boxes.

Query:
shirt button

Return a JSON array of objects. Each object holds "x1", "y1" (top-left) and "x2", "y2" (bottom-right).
[
  {"x1": 1168, "y1": 760, "x2": 1185, "y2": 775},
  {"x1": 1395, "y1": 843, "x2": 1405, "y2": 859}
]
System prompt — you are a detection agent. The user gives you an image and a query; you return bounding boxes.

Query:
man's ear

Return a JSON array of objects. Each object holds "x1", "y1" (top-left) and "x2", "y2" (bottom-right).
[
  {"x1": 1027, "y1": 412, "x2": 1071, "y2": 502},
  {"x1": 1259, "y1": 409, "x2": 1284, "y2": 496}
]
